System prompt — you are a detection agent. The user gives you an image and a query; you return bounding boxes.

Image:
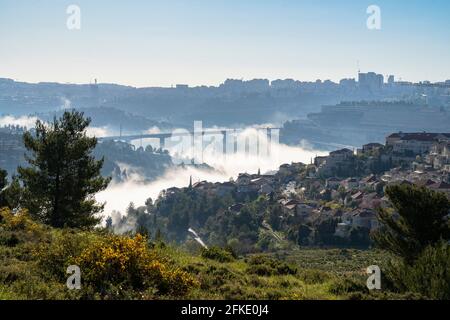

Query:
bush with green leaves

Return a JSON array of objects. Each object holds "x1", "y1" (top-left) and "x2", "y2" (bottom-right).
[
  {"x1": 329, "y1": 276, "x2": 368, "y2": 296},
  {"x1": 201, "y1": 246, "x2": 235, "y2": 263},
  {"x1": 246, "y1": 255, "x2": 297, "y2": 276}
]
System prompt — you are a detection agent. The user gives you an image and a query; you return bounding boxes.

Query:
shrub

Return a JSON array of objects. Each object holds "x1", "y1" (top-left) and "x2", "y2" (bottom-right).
[
  {"x1": 33, "y1": 230, "x2": 96, "y2": 279},
  {"x1": 246, "y1": 255, "x2": 297, "y2": 276},
  {"x1": 198, "y1": 265, "x2": 238, "y2": 290},
  {"x1": 73, "y1": 234, "x2": 198, "y2": 297},
  {"x1": 298, "y1": 269, "x2": 331, "y2": 285},
  {"x1": 0, "y1": 232, "x2": 19, "y2": 247},
  {"x1": 0, "y1": 208, "x2": 48, "y2": 244},
  {"x1": 1, "y1": 209, "x2": 31, "y2": 231},
  {"x1": 201, "y1": 246, "x2": 235, "y2": 263},
  {"x1": 329, "y1": 276, "x2": 368, "y2": 295}
]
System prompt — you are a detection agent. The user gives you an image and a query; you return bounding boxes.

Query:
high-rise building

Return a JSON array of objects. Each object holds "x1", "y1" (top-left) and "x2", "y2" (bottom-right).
[{"x1": 358, "y1": 72, "x2": 384, "y2": 92}]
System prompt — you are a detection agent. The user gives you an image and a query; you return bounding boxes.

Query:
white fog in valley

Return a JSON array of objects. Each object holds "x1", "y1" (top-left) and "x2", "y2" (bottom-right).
[
  {"x1": 0, "y1": 115, "x2": 39, "y2": 128},
  {"x1": 0, "y1": 114, "x2": 117, "y2": 138},
  {"x1": 0, "y1": 115, "x2": 328, "y2": 219},
  {"x1": 96, "y1": 128, "x2": 327, "y2": 218}
]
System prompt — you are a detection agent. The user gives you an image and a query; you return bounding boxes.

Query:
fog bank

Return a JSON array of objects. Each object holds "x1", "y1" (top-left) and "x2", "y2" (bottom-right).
[{"x1": 97, "y1": 128, "x2": 327, "y2": 218}]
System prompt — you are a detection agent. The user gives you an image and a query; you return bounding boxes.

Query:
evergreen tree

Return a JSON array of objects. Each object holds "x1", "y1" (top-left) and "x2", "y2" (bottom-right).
[
  {"x1": 374, "y1": 184, "x2": 450, "y2": 264},
  {"x1": 18, "y1": 110, "x2": 111, "y2": 229}
]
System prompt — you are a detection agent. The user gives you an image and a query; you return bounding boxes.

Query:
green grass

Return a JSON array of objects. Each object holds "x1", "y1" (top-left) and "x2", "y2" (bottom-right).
[{"x1": 154, "y1": 245, "x2": 387, "y2": 300}]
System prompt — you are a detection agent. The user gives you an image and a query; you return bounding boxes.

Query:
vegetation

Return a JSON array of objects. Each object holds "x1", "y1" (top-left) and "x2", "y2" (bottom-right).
[
  {"x1": 0, "y1": 207, "x2": 397, "y2": 300},
  {"x1": 93, "y1": 140, "x2": 172, "y2": 182},
  {"x1": 122, "y1": 187, "x2": 373, "y2": 253},
  {"x1": 17, "y1": 111, "x2": 111, "y2": 229},
  {"x1": 0, "y1": 196, "x2": 447, "y2": 300},
  {"x1": 201, "y1": 246, "x2": 235, "y2": 263},
  {"x1": 375, "y1": 184, "x2": 450, "y2": 263},
  {"x1": 1, "y1": 112, "x2": 449, "y2": 300},
  {"x1": 373, "y1": 184, "x2": 450, "y2": 299},
  {"x1": 383, "y1": 241, "x2": 450, "y2": 300},
  {"x1": 0, "y1": 208, "x2": 197, "y2": 299}
]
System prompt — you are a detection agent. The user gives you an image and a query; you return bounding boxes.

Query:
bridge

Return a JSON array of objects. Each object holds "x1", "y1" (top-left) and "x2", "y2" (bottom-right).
[{"x1": 98, "y1": 127, "x2": 280, "y2": 155}]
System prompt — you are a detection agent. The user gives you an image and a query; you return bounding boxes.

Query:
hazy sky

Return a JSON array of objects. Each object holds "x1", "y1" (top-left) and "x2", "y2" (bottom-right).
[{"x1": 1, "y1": 0, "x2": 449, "y2": 87}]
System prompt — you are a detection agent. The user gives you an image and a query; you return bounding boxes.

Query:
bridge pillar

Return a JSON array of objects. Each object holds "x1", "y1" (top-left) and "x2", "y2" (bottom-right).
[
  {"x1": 257, "y1": 129, "x2": 260, "y2": 156},
  {"x1": 221, "y1": 130, "x2": 227, "y2": 155}
]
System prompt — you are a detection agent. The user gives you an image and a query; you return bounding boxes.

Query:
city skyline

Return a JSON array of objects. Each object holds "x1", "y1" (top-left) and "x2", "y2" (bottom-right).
[
  {"x1": 2, "y1": 71, "x2": 448, "y2": 89},
  {"x1": 1, "y1": 0, "x2": 449, "y2": 87}
]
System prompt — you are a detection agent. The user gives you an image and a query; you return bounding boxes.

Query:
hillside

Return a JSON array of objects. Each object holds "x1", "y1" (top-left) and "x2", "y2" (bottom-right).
[{"x1": 1, "y1": 208, "x2": 406, "y2": 300}]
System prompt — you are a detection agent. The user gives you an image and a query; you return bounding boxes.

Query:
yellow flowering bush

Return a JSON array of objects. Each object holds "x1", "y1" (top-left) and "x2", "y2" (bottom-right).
[
  {"x1": 0, "y1": 208, "x2": 47, "y2": 245},
  {"x1": 73, "y1": 234, "x2": 198, "y2": 297},
  {"x1": 1, "y1": 208, "x2": 33, "y2": 231},
  {"x1": 33, "y1": 230, "x2": 96, "y2": 279}
]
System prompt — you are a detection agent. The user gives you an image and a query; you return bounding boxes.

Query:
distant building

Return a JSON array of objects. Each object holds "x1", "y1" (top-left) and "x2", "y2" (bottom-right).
[
  {"x1": 314, "y1": 156, "x2": 327, "y2": 167},
  {"x1": 325, "y1": 177, "x2": 341, "y2": 189},
  {"x1": 351, "y1": 209, "x2": 379, "y2": 230},
  {"x1": 328, "y1": 148, "x2": 354, "y2": 162},
  {"x1": 245, "y1": 79, "x2": 270, "y2": 92},
  {"x1": 315, "y1": 148, "x2": 355, "y2": 177},
  {"x1": 220, "y1": 79, "x2": 269, "y2": 93},
  {"x1": 358, "y1": 72, "x2": 384, "y2": 92},
  {"x1": 386, "y1": 132, "x2": 450, "y2": 156},
  {"x1": 339, "y1": 78, "x2": 357, "y2": 88},
  {"x1": 236, "y1": 173, "x2": 252, "y2": 186},
  {"x1": 271, "y1": 79, "x2": 298, "y2": 89},
  {"x1": 341, "y1": 177, "x2": 359, "y2": 190},
  {"x1": 427, "y1": 141, "x2": 450, "y2": 170},
  {"x1": 362, "y1": 142, "x2": 384, "y2": 153}
]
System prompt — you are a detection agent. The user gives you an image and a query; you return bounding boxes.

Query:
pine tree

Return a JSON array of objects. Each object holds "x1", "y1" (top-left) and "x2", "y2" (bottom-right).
[
  {"x1": 17, "y1": 110, "x2": 111, "y2": 229},
  {"x1": 373, "y1": 184, "x2": 450, "y2": 264}
]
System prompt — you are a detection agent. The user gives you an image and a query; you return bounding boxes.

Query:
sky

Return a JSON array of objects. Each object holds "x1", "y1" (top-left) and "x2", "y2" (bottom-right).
[{"x1": 0, "y1": 0, "x2": 449, "y2": 87}]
